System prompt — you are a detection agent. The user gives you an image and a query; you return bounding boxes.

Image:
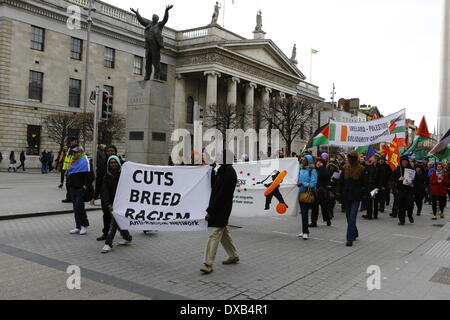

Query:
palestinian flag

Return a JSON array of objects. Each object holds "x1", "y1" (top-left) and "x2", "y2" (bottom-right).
[
  {"x1": 306, "y1": 124, "x2": 329, "y2": 149},
  {"x1": 405, "y1": 116, "x2": 430, "y2": 154},
  {"x1": 356, "y1": 145, "x2": 369, "y2": 155},
  {"x1": 430, "y1": 129, "x2": 450, "y2": 161}
]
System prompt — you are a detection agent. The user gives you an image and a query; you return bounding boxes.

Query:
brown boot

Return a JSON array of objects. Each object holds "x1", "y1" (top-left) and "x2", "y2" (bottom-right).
[
  {"x1": 200, "y1": 264, "x2": 213, "y2": 274},
  {"x1": 222, "y1": 257, "x2": 240, "y2": 265}
]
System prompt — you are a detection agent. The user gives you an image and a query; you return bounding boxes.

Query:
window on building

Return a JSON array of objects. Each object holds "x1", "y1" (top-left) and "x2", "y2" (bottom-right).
[
  {"x1": 103, "y1": 85, "x2": 114, "y2": 112},
  {"x1": 186, "y1": 96, "x2": 194, "y2": 124},
  {"x1": 70, "y1": 37, "x2": 83, "y2": 60},
  {"x1": 27, "y1": 125, "x2": 41, "y2": 155},
  {"x1": 104, "y1": 47, "x2": 115, "y2": 68},
  {"x1": 160, "y1": 63, "x2": 168, "y2": 81},
  {"x1": 30, "y1": 26, "x2": 45, "y2": 51},
  {"x1": 133, "y1": 56, "x2": 143, "y2": 75},
  {"x1": 29, "y1": 71, "x2": 43, "y2": 102},
  {"x1": 69, "y1": 78, "x2": 82, "y2": 108}
]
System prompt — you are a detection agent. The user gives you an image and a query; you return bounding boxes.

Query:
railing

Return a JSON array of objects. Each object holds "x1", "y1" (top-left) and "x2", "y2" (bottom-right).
[
  {"x1": 298, "y1": 82, "x2": 319, "y2": 93},
  {"x1": 179, "y1": 27, "x2": 209, "y2": 40},
  {"x1": 67, "y1": 0, "x2": 88, "y2": 6}
]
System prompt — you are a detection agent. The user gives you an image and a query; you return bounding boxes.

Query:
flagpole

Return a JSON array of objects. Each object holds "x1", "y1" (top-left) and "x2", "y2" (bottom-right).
[
  {"x1": 310, "y1": 50, "x2": 313, "y2": 82},
  {"x1": 223, "y1": 0, "x2": 226, "y2": 28}
]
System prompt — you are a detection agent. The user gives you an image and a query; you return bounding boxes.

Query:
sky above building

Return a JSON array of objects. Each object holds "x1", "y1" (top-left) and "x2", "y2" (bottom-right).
[{"x1": 107, "y1": 0, "x2": 443, "y2": 132}]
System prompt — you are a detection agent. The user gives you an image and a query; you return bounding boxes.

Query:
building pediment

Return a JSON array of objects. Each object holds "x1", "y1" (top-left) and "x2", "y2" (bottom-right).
[{"x1": 220, "y1": 40, "x2": 306, "y2": 80}]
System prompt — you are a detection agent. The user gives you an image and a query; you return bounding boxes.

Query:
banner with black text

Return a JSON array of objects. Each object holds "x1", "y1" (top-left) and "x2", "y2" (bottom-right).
[{"x1": 113, "y1": 162, "x2": 211, "y2": 231}]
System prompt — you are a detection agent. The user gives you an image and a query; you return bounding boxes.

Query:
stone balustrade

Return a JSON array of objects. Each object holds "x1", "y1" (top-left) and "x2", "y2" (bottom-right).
[{"x1": 179, "y1": 28, "x2": 209, "y2": 40}]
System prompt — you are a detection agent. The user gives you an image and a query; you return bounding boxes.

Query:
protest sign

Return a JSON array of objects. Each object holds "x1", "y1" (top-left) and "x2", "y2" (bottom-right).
[
  {"x1": 232, "y1": 158, "x2": 300, "y2": 217},
  {"x1": 112, "y1": 162, "x2": 211, "y2": 231},
  {"x1": 403, "y1": 168, "x2": 416, "y2": 186},
  {"x1": 329, "y1": 109, "x2": 406, "y2": 147}
]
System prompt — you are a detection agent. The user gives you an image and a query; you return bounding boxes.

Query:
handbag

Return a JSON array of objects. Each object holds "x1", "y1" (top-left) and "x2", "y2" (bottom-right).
[{"x1": 299, "y1": 187, "x2": 316, "y2": 204}]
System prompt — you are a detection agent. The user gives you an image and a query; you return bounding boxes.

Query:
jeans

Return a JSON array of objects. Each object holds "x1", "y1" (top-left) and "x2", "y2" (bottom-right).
[
  {"x1": 41, "y1": 163, "x2": 48, "y2": 174},
  {"x1": 299, "y1": 202, "x2": 312, "y2": 234},
  {"x1": 203, "y1": 227, "x2": 238, "y2": 267},
  {"x1": 345, "y1": 200, "x2": 360, "y2": 241},
  {"x1": 105, "y1": 217, "x2": 132, "y2": 247},
  {"x1": 69, "y1": 187, "x2": 89, "y2": 229},
  {"x1": 101, "y1": 197, "x2": 112, "y2": 236}
]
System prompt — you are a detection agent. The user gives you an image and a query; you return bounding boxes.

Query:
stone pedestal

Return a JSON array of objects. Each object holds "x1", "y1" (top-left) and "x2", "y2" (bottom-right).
[{"x1": 126, "y1": 80, "x2": 172, "y2": 165}]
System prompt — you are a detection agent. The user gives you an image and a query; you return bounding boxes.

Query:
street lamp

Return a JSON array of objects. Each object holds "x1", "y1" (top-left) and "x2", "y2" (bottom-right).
[{"x1": 82, "y1": 0, "x2": 96, "y2": 148}]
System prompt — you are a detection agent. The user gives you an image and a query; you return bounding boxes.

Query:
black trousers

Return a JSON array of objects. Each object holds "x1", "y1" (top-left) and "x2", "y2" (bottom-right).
[
  {"x1": 101, "y1": 198, "x2": 112, "y2": 236},
  {"x1": 60, "y1": 170, "x2": 66, "y2": 185},
  {"x1": 17, "y1": 161, "x2": 25, "y2": 171},
  {"x1": 398, "y1": 191, "x2": 414, "y2": 223},
  {"x1": 366, "y1": 193, "x2": 380, "y2": 219},
  {"x1": 414, "y1": 192, "x2": 424, "y2": 214},
  {"x1": 311, "y1": 188, "x2": 331, "y2": 224},
  {"x1": 385, "y1": 187, "x2": 391, "y2": 206},
  {"x1": 145, "y1": 45, "x2": 161, "y2": 80},
  {"x1": 105, "y1": 218, "x2": 132, "y2": 247},
  {"x1": 432, "y1": 195, "x2": 446, "y2": 216},
  {"x1": 391, "y1": 192, "x2": 399, "y2": 217}
]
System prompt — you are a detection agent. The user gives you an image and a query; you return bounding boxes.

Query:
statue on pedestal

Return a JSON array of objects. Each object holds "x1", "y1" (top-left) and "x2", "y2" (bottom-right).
[
  {"x1": 210, "y1": 1, "x2": 221, "y2": 25},
  {"x1": 130, "y1": 5, "x2": 173, "y2": 81},
  {"x1": 290, "y1": 44, "x2": 298, "y2": 65},
  {"x1": 255, "y1": 10, "x2": 263, "y2": 32}
]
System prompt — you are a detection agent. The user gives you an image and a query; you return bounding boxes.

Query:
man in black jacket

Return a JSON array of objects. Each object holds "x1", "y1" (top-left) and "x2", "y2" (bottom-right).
[
  {"x1": 201, "y1": 150, "x2": 239, "y2": 274},
  {"x1": 16, "y1": 150, "x2": 26, "y2": 171},
  {"x1": 393, "y1": 155, "x2": 416, "y2": 225},
  {"x1": 362, "y1": 157, "x2": 382, "y2": 220},
  {"x1": 377, "y1": 156, "x2": 392, "y2": 212}
]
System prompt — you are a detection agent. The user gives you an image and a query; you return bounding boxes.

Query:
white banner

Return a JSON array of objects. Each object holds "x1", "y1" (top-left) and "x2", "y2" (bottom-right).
[
  {"x1": 231, "y1": 158, "x2": 300, "y2": 217},
  {"x1": 112, "y1": 162, "x2": 210, "y2": 231},
  {"x1": 329, "y1": 109, "x2": 406, "y2": 147}
]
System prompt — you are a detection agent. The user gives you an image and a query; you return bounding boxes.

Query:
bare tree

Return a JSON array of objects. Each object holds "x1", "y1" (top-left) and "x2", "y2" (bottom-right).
[
  {"x1": 75, "y1": 112, "x2": 126, "y2": 146},
  {"x1": 43, "y1": 113, "x2": 78, "y2": 154},
  {"x1": 203, "y1": 104, "x2": 252, "y2": 137},
  {"x1": 261, "y1": 98, "x2": 314, "y2": 155}
]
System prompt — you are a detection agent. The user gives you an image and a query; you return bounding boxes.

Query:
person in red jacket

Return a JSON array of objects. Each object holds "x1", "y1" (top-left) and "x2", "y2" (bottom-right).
[{"x1": 430, "y1": 163, "x2": 449, "y2": 220}]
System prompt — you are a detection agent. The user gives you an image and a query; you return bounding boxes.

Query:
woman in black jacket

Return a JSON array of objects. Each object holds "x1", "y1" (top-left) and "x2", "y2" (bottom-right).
[
  {"x1": 101, "y1": 156, "x2": 132, "y2": 253},
  {"x1": 414, "y1": 165, "x2": 427, "y2": 216},
  {"x1": 311, "y1": 158, "x2": 332, "y2": 227}
]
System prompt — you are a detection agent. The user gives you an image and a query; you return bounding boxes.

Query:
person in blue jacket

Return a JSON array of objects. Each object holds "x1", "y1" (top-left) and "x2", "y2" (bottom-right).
[{"x1": 297, "y1": 155, "x2": 318, "y2": 240}]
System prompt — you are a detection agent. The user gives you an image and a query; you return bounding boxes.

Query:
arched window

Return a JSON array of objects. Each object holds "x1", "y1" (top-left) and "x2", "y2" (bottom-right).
[{"x1": 186, "y1": 96, "x2": 194, "y2": 124}]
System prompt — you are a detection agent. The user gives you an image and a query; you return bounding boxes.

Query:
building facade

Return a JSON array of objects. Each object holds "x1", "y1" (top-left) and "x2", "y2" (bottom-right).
[{"x1": 0, "y1": 0, "x2": 323, "y2": 168}]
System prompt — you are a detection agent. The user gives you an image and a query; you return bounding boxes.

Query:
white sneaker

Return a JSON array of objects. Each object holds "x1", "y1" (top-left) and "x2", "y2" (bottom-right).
[
  {"x1": 297, "y1": 233, "x2": 303, "y2": 238},
  {"x1": 101, "y1": 245, "x2": 112, "y2": 253},
  {"x1": 118, "y1": 240, "x2": 132, "y2": 246},
  {"x1": 70, "y1": 228, "x2": 80, "y2": 234},
  {"x1": 302, "y1": 234, "x2": 309, "y2": 240},
  {"x1": 79, "y1": 227, "x2": 88, "y2": 235}
]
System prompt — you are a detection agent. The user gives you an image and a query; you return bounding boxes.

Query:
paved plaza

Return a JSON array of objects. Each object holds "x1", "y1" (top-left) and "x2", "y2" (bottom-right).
[{"x1": 0, "y1": 172, "x2": 449, "y2": 300}]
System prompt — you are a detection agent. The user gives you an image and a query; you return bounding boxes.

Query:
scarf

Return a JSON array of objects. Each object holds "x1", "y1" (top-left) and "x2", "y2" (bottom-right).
[{"x1": 67, "y1": 154, "x2": 90, "y2": 175}]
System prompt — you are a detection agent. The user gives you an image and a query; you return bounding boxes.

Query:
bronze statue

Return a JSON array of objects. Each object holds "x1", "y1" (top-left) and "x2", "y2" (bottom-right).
[{"x1": 130, "y1": 5, "x2": 173, "y2": 80}]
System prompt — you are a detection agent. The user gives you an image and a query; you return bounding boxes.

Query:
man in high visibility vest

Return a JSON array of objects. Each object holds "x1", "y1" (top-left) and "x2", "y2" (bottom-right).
[{"x1": 62, "y1": 136, "x2": 79, "y2": 203}]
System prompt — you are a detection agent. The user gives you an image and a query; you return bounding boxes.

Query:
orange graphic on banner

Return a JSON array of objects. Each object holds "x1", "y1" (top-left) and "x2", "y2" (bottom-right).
[{"x1": 340, "y1": 125, "x2": 348, "y2": 142}]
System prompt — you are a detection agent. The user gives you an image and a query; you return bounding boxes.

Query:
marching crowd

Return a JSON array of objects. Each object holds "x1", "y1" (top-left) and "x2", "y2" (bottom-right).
[
  {"x1": 5, "y1": 136, "x2": 448, "y2": 275},
  {"x1": 296, "y1": 150, "x2": 450, "y2": 247}
]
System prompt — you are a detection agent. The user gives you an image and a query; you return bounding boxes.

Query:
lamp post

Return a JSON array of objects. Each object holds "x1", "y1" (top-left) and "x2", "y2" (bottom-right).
[{"x1": 82, "y1": 0, "x2": 95, "y2": 149}]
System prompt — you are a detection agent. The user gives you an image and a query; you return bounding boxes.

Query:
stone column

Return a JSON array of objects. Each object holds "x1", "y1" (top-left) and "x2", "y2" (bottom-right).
[
  {"x1": 174, "y1": 73, "x2": 186, "y2": 129},
  {"x1": 261, "y1": 87, "x2": 272, "y2": 107},
  {"x1": 204, "y1": 71, "x2": 221, "y2": 107},
  {"x1": 438, "y1": 0, "x2": 450, "y2": 137},
  {"x1": 244, "y1": 82, "x2": 257, "y2": 129},
  {"x1": 226, "y1": 77, "x2": 240, "y2": 107}
]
